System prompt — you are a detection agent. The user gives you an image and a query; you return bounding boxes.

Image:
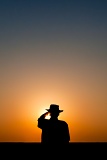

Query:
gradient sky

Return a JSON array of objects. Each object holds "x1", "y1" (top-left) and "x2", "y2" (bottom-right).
[{"x1": 0, "y1": 0, "x2": 107, "y2": 142}]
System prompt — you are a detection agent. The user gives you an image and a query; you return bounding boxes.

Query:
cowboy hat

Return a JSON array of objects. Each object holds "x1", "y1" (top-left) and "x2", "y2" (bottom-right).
[{"x1": 46, "y1": 104, "x2": 63, "y2": 113}]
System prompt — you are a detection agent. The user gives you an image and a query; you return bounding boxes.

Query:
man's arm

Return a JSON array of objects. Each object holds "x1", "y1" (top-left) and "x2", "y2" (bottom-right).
[
  {"x1": 63, "y1": 122, "x2": 70, "y2": 143},
  {"x1": 37, "y1": 112, "x2": 49, "y2": 129},
  {"x1": 66, "y1": 124, "x2": 70, "y2": 142}
]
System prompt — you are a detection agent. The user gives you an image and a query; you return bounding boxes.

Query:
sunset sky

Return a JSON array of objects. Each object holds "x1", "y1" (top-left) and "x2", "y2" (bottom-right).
[{"x1": 0, "y1": 0, "x2": 107, "y2": 142}]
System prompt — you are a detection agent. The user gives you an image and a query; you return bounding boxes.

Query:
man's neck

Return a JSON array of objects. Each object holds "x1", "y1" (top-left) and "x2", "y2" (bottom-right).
[{"x1": 50, "y1": 117, "x2": 58, "y2": 121}]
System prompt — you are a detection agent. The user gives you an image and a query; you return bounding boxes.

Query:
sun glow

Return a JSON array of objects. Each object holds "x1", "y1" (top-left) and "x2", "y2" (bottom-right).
[{"x1": 45, "y1": 113, "x2": 51, "y2": 119}]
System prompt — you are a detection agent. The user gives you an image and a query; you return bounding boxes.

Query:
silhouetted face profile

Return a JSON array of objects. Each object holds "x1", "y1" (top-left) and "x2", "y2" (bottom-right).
[{"x1": 50, "y1": 111, "x2": 59, "y2": 119}]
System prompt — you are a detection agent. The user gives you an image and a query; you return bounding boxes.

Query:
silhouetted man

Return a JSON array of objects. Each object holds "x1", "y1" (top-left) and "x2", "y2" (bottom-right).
[{"x1": 37, "y1": 104, "x2": 70, "y2": 144}]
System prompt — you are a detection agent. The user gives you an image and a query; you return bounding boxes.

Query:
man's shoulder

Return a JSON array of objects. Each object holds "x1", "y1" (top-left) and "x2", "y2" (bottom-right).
[{"x1": 58, "y1": 120, "x2": 68, "y2": 126}]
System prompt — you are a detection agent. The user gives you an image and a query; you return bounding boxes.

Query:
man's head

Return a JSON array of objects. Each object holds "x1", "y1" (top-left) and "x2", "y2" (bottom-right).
[{"x1": 46, "y1": 104, "x2": 63, "y2": 119}]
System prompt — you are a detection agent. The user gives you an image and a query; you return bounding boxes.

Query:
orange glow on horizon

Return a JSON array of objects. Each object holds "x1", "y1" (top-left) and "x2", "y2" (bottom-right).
[{"x1": 0, "y1": 58, "x2": 107, "y2": 142}]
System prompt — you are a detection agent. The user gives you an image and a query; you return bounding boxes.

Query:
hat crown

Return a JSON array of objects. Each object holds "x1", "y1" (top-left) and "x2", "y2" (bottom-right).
[{"x1": 50, "y1": 104, "x2": 59, "y2": 110}]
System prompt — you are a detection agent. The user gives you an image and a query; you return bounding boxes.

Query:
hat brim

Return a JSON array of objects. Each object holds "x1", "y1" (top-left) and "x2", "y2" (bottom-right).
[{"x1": 46, "y1": 109, "x2": 63, "y2": 113}]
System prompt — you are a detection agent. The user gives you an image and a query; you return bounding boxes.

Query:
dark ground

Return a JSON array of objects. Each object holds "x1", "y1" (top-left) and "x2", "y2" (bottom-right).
[{"x1": 0, "y1": 142, "x2": 106, "y2": 158}]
